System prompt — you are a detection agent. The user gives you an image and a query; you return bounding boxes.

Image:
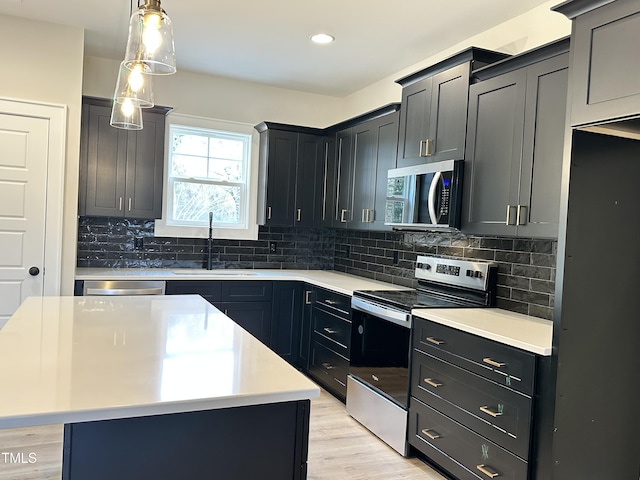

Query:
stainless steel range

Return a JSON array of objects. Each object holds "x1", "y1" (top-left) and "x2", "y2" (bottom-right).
[{"x1": 346, "y1": 255, "x2": 497, "y2": 456}]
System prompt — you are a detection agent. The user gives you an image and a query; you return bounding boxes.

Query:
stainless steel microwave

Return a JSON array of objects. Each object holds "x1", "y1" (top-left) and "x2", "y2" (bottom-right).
[{"x1": 384, "y1": 159, "x2": 463, "y2": 230}]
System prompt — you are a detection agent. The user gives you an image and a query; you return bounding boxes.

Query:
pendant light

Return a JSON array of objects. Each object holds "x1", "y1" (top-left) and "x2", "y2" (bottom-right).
[
  {"x1": 113, "y1": 61, "x2": 154, "y2": 108},
  {"x1": 123, "y1": 0, "x2": 176, "y2": 75},
  {"x1": 110, "y1": 98, "x2": 144, "y2": 130}
]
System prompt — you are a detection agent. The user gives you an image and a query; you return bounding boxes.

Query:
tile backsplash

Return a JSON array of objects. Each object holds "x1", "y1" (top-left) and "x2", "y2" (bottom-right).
[{"x1": 77, "y1": 216, "x2": 556, "y2": 319}]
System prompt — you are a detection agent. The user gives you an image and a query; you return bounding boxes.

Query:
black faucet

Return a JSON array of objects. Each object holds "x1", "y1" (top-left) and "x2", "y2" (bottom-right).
[{"x1": 206, "y1": 211, "x2": 214, "y2": 270}]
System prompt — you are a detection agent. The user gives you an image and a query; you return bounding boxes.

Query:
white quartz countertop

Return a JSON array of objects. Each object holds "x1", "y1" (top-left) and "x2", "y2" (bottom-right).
[
  {"x1": 0, "y1": 295, "x2": 320, "y2": 429},
  {"x1": 75, "y1": 268, "x2": 409, "y2": 296},
  {"x1": 411, "y1": 308, "x2": 553, "y2": 356}
]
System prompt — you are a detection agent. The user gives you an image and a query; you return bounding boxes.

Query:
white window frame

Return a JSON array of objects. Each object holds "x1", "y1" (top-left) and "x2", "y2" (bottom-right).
[{"x1": 155, "y1": 113, "x2": 260, "y2": 240}]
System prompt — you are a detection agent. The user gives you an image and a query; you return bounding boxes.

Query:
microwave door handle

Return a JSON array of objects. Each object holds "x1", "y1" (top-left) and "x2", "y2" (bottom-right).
[{"x1": 428, "y1": 171, "x2": 442, "y2": 224}]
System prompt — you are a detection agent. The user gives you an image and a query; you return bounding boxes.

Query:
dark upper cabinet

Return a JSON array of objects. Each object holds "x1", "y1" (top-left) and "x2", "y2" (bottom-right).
[
  {"x1": 395, "y1": 48, "x2": 509, "y2": 168},
  {"x1": 463, "y1": 39, "x2": 569, "y2": 238},
  {"x1": 318, "y1": 135, "x2": 337, "y2": 228},
  {"x1": 553, "y1": 0, "x2": 640, "y2": 127},
  {"x1": 255, "y1": 123, "x2": 324, "y2": 227},
  {"x1": 78, "y1": 96, "x2": 170, "y2": 219},
  {"x1": 332, "y1": 105, "x2": 400, "y2": 230}
]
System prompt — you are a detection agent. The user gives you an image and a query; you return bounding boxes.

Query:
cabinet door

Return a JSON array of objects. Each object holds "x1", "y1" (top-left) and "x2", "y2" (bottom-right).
[
  {"x1": 84, "y1": 104, "x2": 128, "y2": 216},
  {"x1": 463, "y1": 69, "x2": 527, "y2": 235},
  {"x1": 371, "y1": 112, "x2": 399, "y2": 230},
  {"x1": 125, "y1": 111, "x2": 165, "y2": 218},
  {"x1": 428, "y1": 63, "x2": 470, "y2": 163},
  {"x1": 351, "y1": 122, "x2": 377, "y2": 230},
  {"x1": 397, "y1": 76, "x2": 432, "y2": 168},
  {"x1": 264, "y1": 130, "x2": 297, "y2": 226},
  {"x1": 217, "y1": 301, "x2": 272, "y2": 346},
  {"x1": 270, "y1": 281, "x2": 302, "y2": 365},
  {"x1": 319, "y1": 136, "x2": 337, "y2": 228},
  {"x1": 518, "y1": 53, "x2": 569, "y2": 238},
  {"x1": 298, "y1": 287, "x2": 314, "y2": 371},
  {"x1": 570, "y1": 0, "x2": 640, "y2": 126},
  {"x1": 295, "y1": 134, "x2": 323, "y2": 227},
  {"x1": 334, "y1": 129, "x2": 354, "y2": 227}
]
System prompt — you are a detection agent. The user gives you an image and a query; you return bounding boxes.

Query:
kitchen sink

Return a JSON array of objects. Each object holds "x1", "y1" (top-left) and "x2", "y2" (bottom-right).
[{"x1": 171, "y1": 269, "x2": 257, "y2": 276}]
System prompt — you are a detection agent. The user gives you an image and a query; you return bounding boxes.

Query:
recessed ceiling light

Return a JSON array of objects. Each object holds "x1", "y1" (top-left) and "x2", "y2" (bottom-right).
[{"x1": 310, "y1": 33, "x2": 335, "y2": 45}]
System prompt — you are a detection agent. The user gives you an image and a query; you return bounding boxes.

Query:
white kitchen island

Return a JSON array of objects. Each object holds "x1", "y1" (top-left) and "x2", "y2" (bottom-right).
[{"x1": 0, "y1": 295, "x2": 320, "y2": 479}]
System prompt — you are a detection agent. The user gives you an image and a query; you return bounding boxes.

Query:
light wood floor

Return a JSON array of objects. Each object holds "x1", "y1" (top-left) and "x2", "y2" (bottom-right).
[{"x1": 0, "y1": 389, "x2": 446, "y2": 480}]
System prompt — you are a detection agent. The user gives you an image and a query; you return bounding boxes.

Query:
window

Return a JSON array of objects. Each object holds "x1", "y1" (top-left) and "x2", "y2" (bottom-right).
[{"x1": 155, "y1": 114, "x2": 259, "y2": 240}]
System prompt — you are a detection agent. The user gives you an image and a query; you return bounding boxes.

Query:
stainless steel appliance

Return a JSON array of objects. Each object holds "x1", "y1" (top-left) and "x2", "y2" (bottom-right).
[
  {"x1": 385, "y1": 159, "x2": 464, "y2": 230},
  {"x1": 347, "y1": 255, "x2": 497, "y2": 456},
  {"x1": 83, "y1": 280, "x2": 166, "y2": 295}
]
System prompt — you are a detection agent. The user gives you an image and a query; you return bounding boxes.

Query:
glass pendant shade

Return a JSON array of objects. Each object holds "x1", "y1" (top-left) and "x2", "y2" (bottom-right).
[
  {"x1": 124, "y1": 0, "x2": 176, "y2": 75},
  {"x1": 114, "y1": 61, "x2": 154, "y2": 108},
  {"x1": 110, "y1": 98, "x2": 144, "y2": 130}
]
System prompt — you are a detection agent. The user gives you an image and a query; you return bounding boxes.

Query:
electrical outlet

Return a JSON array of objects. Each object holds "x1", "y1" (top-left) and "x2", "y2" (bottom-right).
[
  {"x1": 134, "y1": 237, "x2": 144, "y2": 250},
  {"x1": 269, "y1": 242, "x2": 277, "y2": 253}
]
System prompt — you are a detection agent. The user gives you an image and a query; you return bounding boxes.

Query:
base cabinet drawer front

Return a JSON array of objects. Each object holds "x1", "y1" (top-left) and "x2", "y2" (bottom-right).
[
  {"x1": 221, "y1": 281, "x2": 273, "y2": 302},
  {"x1": 314, "y1": 288, "x2": 351, "y2": 319},
  {"x1": 413, "y1": 317, "x2": 536, "y2": 395},
  {"x1": 312, "y1": 308, "x2": 351, "y2": 357},
  {"x1": 412, "y1": 349, "x2": 532, "y2": 460},
  {"x1": 309, "y1": 340, "x2": 348, "y2": 399},
  {"x1": 409, "y1": 397, "x2": 528, "y2": 480}
]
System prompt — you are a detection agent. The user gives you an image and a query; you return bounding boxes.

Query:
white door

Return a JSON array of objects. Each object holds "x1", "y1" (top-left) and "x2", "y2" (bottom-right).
[{"x1": 0, "y1": 112, "x2": 50, "y2": 328}]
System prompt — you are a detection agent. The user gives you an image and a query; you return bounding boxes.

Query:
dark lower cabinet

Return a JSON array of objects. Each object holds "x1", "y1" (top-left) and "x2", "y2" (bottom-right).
[
  {"x1": 271, "y1": 281, "x2": 303, "y2": 365},
  {"x1": 217, "y1": 301, "x2": 272, "y2": 345},
  {"x1": 305, "y1": 287, "x2": 351, "y2": 401},
  {"x1": 63, "y1": 400, "x2": 310, "y2": 480},
  {"x1": 297, "y1": 286, "x2": 314, "y2": 371},
  {"x1": 409, "y1": 316, "x2": 550, "y2": 480}
]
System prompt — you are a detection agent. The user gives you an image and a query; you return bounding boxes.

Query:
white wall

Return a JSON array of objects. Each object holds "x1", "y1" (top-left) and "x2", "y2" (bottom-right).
[
  {"x1": 83, "y1": 56, "x2": 344, "y2": 128},
  {"x1": 0, "y1": 14, "x2": 84, "y2": 296},
  {"x1": 341, "y1": 0, "x2": 572, "y2": 118}
]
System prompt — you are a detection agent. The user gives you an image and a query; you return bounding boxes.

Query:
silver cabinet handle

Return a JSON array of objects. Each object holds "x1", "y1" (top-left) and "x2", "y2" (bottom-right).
[
  {"x1": 424, "y1": 378, "x2": 443, "y2": 388},
  {"x1": 426, "y1": 336, "x2": 444, "y2": 346},
  {"x1": 321, "y1": 362, "x2": 335, "y2": 370},
  {"x1": 323, "y1": 327, "x2": 337, "y2": 335},
  {"x1": 297, "y1": 208, "x2": 301, "y2": 222},
  {"x1": 477, "y1": 464, "x2": 500, "y2": 478},
  {"x1": 305, "y1": 290, "x2": 313, "y2": 305},
  {"x1": 419, "y1": 139, "x2": 434, "y2": 157},
  {"x1": 506, "y1": 205, "x2": 512, "y2": 225},
  {"x1": 480, "y1": 406, "x2": 503, "y2": 418},
  {"x1": 324, "y1": 299, "x2": 338, "y2": 305},
  {"x1": 119, "y1": 197, "x2": 123, "y2": 211},
  {"x1": 362, "y1": 209, "x2": 367, "y2": 222},
  {"x1": 340, "y1": 209, "x2": 349, "y2": 223},
  {"x1": 421, "y1": 429, "x2": 441, "y2": 440},
  {"x1": 267, "y1": 206, "x2": 272, "y2": 219},
  {"x1": 516, "y1": 205, "x2": 527, "y2": 225},
  {"x1": 483, "y1": 358, "x2": 506, "y2": 368},
  {"x1": 128, "y1": 197, "x2": 132, "y2": 212}
]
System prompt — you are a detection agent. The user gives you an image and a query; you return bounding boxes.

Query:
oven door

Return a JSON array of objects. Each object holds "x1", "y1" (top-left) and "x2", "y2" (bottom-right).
[{"x1": 349, "y1": 305, "x2": 411, "y2": 409}]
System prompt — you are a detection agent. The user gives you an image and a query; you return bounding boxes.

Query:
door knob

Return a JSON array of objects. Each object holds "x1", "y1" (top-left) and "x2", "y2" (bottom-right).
[{"x1": 29, "y1": 267, "x2": 40, "y2": 276}]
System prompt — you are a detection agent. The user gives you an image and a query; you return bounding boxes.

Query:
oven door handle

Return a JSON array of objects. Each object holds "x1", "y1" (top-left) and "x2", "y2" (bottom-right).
[{"x1": 351, "y1": 297, "x2": 411, "y2": 328}]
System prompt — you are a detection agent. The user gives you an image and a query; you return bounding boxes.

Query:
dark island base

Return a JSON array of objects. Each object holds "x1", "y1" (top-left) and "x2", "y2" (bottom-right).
[{"x1": 62, "y1": 400, "x2": 310, "y2": 480}]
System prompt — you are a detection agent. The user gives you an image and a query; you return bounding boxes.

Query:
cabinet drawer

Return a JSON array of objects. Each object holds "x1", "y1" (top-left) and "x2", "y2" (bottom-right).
[
  {"x1": 309, "y1": 340, "x2": 348, "y2": 399},
  {"x1": 165, "y1": 280, "x2": 222, "y2": 303},
  {"x1": 412, "y1": 349, "x2": 531, "y2": 459},
  {"x1": 314, "y1": 288, "x2": 351, "y2": 319},
  {"x1": 409, "y1": 397, "x2": 528, "y2": 480},
  {"x1": 221, "y1": 281, "x2": 272, "y2": 302},
  {"x1": 413, "y1": 317, "x2": 536, "y2": 395},
  {"x1": 312, "y1": 308, "x2": 351, "y2": 357}
]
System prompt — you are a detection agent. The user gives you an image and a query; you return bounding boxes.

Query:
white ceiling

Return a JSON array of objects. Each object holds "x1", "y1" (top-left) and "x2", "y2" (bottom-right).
[{"x1": 0, "y1": 0, "x2": 554, "y2": 96}]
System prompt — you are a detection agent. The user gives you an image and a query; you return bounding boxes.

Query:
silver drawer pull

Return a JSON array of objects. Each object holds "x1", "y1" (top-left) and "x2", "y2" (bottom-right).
[
  {"x1": 324, "y1": 299, "x2": 339, "y2": 305},
  {"x1": 424, "y1": 378, "x2": 443, "y2": 388},
  {"x1": 321, "y1": 362, "x2": 335, "y2": 370},
  {"x1": 323, "y1": 327, "x2": 338, "y2": 335},
  {"x1": 483, "y1": 358, "x2": 507, "y2": 368},
  {"x1": 480, "y1": 406, "x2": 503, "y2": 418},
  {"x1": 477, "y1": 464, "x2": 500, "y2": 478},
  {"x1": 421, "y1": 429, "x2": 441, "y2": 440},
  {"x1": 426, "y1": 337, "x2": 444, "y2": 346}
]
